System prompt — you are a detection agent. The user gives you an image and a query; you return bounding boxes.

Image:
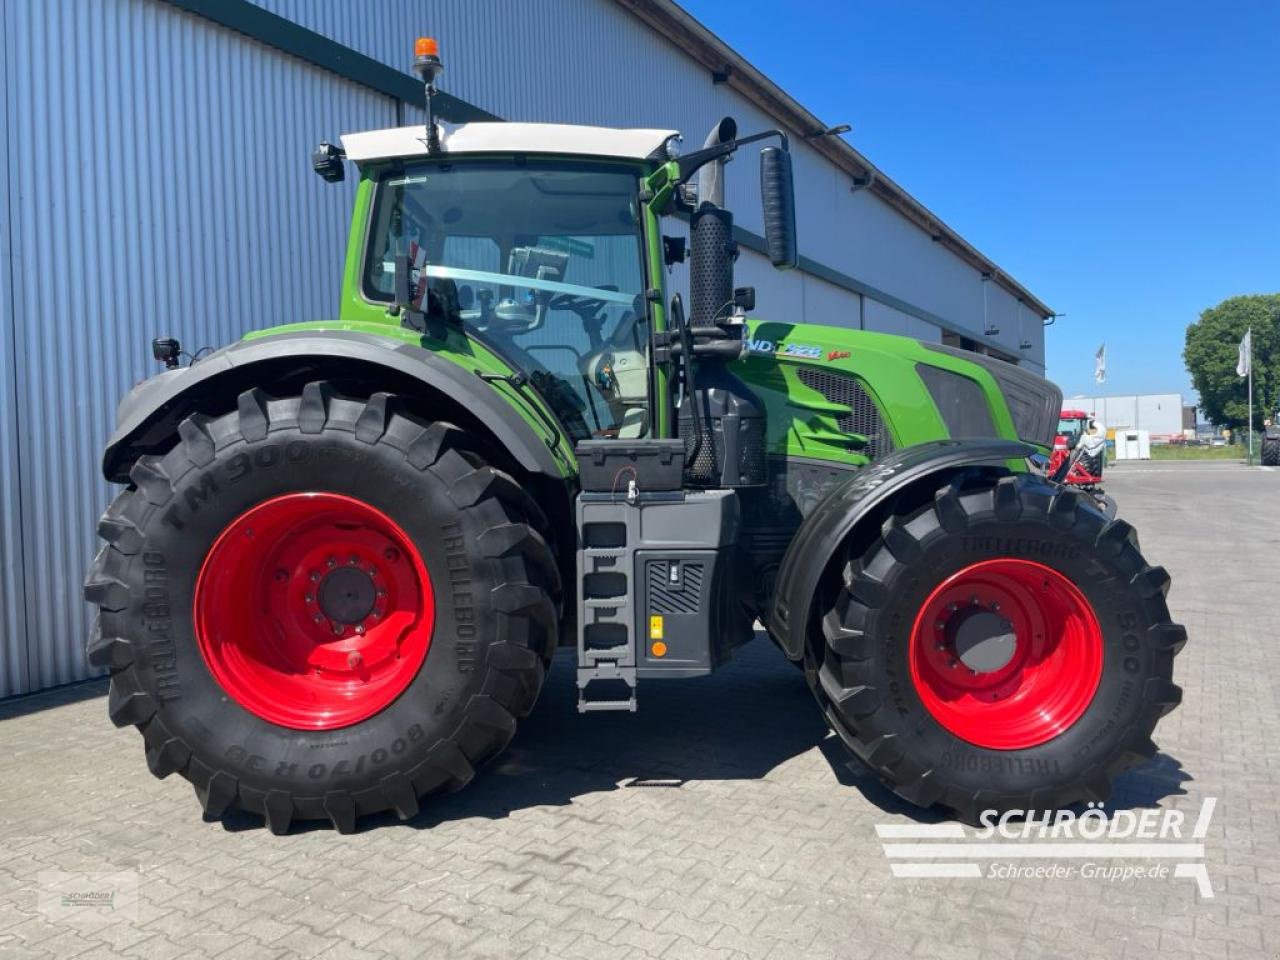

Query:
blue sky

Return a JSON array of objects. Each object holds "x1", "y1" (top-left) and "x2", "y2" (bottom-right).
[{"x1": 678, "y1": 0, "x2": 1280, "y2": 400}]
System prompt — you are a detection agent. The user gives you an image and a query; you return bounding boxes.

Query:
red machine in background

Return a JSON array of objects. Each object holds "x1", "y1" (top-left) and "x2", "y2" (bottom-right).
[{"x1": 1049, "y1": 408, "x2": 1115, "y2": 514}]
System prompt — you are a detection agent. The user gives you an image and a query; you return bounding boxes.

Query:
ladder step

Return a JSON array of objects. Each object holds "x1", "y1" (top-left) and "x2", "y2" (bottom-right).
[
  {"x1": 577, "y1": 697, "x2": 637, "y2": 714},
  {"x1": 576, "y1": 493, "x2": 640, "y2": 713},
  {"x1": 576, "y1": 663, "x2": 637, "y2": 713}
]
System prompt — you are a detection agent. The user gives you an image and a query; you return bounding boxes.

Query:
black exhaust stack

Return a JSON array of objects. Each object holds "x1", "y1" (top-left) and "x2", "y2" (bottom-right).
[
  {"x1": 679, "y1": 118, "x2": 766, "y2": 488},
  {"x1": 689, "y1": 206, "x2": 736, "y2": 327}
]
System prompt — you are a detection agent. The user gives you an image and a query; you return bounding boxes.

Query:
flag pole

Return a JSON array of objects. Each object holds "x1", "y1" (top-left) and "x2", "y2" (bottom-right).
[{"x1": 1248, "y1": 328, "x2": 1254, "y2": 462}]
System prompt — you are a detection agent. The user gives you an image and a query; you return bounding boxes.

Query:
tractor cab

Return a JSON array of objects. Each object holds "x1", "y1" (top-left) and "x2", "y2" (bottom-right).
[
  {"x1": 328, "y1": 109, "x2": 796, "y2": 460},
  {"x1": 1055, "y1": 408, "x2": 1093, "y2": 452},
  {"x1": 348, "y1": 137, "x2": 661, "y2": 442}
]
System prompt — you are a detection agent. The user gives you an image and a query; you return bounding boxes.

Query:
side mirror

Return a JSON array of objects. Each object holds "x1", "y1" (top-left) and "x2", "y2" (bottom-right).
[
  {"x1": 312, "y1": 141, "x2": 345, "y2": 183},
  {"x1": 760, "y1": 146, "x2": 797, "y2": 270}
]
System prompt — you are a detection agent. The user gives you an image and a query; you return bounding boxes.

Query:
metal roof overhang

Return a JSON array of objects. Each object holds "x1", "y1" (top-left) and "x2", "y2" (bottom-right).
[{"x1": 612, "y1": 0, "x2": 1056, "y2": 321}]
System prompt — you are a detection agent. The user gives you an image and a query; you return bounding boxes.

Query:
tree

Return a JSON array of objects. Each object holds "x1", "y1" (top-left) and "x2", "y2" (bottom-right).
[{"x1": 1183, "y1": 294, "x2": 1280, "y2": 431}]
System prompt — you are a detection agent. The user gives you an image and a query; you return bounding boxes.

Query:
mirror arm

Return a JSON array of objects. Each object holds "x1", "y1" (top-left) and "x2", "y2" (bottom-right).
[
  {"x1": 392, "y1": 254, "x2": 427, "y2": 332},
  {"x1": 674, "y1": 129, "x2": 790, "y2": 185}
]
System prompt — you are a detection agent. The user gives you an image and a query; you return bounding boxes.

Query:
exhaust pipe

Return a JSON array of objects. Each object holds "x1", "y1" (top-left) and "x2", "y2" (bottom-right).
[
  {"x1": 695, "y1": 117, "x2": 736, "y2": 208},
  {"x1": 690, "y1": 117, "x2": 738, "y2": 326}
]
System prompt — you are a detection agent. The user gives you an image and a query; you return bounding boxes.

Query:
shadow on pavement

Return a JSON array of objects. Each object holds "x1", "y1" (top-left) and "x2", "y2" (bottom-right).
[
  {"x1": 0, "y1": 636, "x2": 1187, "y2": 832},
  {"x1": 0, "y1": 676, "x2": 107, "y2": 721},
  {"x1": 216, "y1": 635, "x2": 1190, "y2": 833}
]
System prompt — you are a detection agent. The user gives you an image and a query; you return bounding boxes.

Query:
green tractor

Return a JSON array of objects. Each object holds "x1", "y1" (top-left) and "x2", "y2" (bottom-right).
[{"x1": 84, "y1": 40, "x2": 1184, "y2": 833}]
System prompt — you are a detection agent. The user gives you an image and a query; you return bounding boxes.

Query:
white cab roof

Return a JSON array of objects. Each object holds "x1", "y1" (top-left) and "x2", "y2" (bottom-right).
[{"x1": 341, "y1": 122, "x2": 678, "y2": 164}]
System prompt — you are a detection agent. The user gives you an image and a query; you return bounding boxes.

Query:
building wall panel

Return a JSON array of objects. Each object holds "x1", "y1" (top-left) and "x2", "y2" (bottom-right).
[
  {"x1": 802, "y1": 274, "x2": 860, "y2": 330},
  {"x1": 1071, "y1": 394, "x2": 1184, "y2": 437},
  {"x1": 0, "y1": 0, "x2": 33, "y2": 696},
  {"x1": 2, "y1": 0, "x2": 394, "y2": 693}
]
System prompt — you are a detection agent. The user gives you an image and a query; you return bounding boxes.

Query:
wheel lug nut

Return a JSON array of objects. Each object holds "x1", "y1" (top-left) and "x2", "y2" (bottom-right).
[
  {"x1": 947, "y1": 603, "x2": 958, "y2": 612},
  {"x1": 331, "y1": 623, "x2": 344, "y2": 635},
  {"x1": 354, "y1": 624, "x2": 365, "y2": 635},
  {"x1": 310, "y1": 572, "x2": 320, "y2": 582},
  {"x1": 384, "y1": 548, "x2": 399, "y2": 562},
  {"x1": 948, "y1": 659, "x2": 958, "y2": 669},
  {"x1": 313, "y1": 614, "x2": 323, "y2": 623},
  {"x1": 274, "y1": 569, "x2": 288, "y2": 582},
  {"x1": 305, "y1": 593, "x2": 314, "y2": 602},
  {"x1": 327, "y1": 556, "x2": 337, "y2": 568},
  {"x1": 935, "y1": 621, "x2": 945, "y2": 631},
  {"x1": 969, "y1": 595, "x2": 978, "y2": 605},
  {"x1": 347, "y1": 651, "x2": 363, "y2": 668},
  {"x1": 991, "y1": 602, "x2": 1001, "y2": 611},
  {"x1": 349, "y1": 555, "x2": 360, "y2": 565}
]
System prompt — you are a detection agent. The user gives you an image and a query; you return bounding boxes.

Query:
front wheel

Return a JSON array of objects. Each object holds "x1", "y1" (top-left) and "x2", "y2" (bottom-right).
[
  {"x1": 84, "y1": 383, "x2": 559, "y2": 833},
  {"x1": 1262, "y1": 437, "x2": 1280, "y2": 466},
  {"x1": 811, "y1": 472, "x2": 1185, "y2": 821}
]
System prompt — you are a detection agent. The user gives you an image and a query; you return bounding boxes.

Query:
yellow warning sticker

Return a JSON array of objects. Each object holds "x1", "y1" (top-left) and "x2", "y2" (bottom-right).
[{"x1": 649, "y1": 615, "x2": 664, "y2": 640}]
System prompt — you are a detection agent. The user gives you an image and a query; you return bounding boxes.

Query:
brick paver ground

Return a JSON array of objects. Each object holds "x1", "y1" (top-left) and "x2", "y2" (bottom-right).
[{"x1": 1, "y1": 461, "x2": 1276, "y2": 958}]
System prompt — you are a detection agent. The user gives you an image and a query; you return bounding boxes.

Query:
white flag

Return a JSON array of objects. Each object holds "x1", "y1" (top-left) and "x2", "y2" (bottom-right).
[
  {"x1": 1094, "y1": 343, "x2": 1106, "y2": 384},
  {"x1": 1236, "y1": 328, "x2": 1252, "y2": 378}
]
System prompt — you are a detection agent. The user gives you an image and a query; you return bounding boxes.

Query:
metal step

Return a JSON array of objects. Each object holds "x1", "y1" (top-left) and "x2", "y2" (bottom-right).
[
  {"x1": 576, "y1": 667, "x2": 638, "y2": 713},
  {"x1": 576, "y1": 494, "x2": 639, "y2": 713}
]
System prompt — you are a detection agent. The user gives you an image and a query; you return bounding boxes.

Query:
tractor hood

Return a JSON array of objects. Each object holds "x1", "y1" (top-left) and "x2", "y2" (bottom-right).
[{"x1": 737, "y1": 322, "x2": 1062, "y2": 463}]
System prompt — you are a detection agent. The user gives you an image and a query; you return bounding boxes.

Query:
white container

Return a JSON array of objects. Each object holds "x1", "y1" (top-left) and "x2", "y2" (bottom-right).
[{"x1": 1114, "y1": 430, "x2": 1151, "y2": 460}]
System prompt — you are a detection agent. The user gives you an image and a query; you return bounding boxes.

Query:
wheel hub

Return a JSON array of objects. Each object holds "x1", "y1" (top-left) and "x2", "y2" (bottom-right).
[
  {"x1": 318, "y1": 566, "x2": 377, "y2": 624},
  {"x1": 909, "y1": 558, "x2": 1103, "y2": 750},
  {"x1": 951, "y1": 610, "x2": 1017, "y2": 673},
  {"x1": 194, "y1": 493, "x2": 434, "y2": 730}
]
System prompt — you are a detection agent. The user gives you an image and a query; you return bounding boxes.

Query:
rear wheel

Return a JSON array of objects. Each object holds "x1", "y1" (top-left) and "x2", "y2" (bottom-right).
[
  {"x1": 1262, "y1": 437, "x2": 1280, "y2": 466},
  {"x1": 84, "y1": 383, "x2": 559, "y2": 833},
  {"x1": 811, "y1": 472, "x2": 1185, "y2": 821}
]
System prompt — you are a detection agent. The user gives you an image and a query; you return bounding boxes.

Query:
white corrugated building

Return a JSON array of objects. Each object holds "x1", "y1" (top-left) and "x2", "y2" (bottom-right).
[
  {"x1": 0, "y1": 0, "x2": 1054, "y2": 697},
  {"x1": 1068, "y1": 394, "x2": 1186, "y2": 439}
]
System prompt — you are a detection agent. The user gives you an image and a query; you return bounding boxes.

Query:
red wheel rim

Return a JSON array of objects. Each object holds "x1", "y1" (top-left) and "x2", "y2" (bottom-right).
[
  {"x1": 908, "y1": 558, "x2": 1102, "y2": 750},
  {"x1": 193, "y1": 493, "x2": 434, "y2": 730}
]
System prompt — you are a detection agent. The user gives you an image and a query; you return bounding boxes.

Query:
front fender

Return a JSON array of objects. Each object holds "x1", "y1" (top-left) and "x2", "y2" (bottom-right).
[
  {"x1": 102, "y1": 330, "x2": 570, "y2": 483},
  {"x1": 768, "y1": 438, "x2": 1037, "y2": 660}
]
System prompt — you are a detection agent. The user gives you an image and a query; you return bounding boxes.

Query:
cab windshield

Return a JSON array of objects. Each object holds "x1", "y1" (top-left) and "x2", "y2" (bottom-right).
[
  {"x1": 1057, "y1": 416, "x2": 1088, "y2": 437},
  {"x1": 364, "y1": 159, "x2": 650, "y2": 440}
]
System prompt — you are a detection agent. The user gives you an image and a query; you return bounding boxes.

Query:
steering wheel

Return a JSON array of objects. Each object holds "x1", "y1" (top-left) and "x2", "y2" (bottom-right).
[{"x1": 548, "y1": 291, "x2": 607, "y2": 318}]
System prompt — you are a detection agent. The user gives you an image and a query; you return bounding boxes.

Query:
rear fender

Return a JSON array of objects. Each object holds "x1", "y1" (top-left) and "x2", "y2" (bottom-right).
[
  {"x1": 768, "y1": 438, "x2": 1037, "y2": 660},
  {"x1": 102, "y1": 330, "x2": 570, "y2": 483}
]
